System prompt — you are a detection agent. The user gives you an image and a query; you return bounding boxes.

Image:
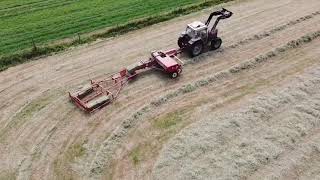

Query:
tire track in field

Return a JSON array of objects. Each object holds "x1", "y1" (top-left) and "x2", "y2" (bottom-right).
[{"x1": 22, "y1": 112, "x2": 79, "y2": 179}]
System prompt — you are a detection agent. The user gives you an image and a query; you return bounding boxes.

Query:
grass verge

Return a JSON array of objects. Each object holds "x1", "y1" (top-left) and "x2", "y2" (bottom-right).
[{"x1": 0, "y1": 0, "x2": 232, "y2": 72}]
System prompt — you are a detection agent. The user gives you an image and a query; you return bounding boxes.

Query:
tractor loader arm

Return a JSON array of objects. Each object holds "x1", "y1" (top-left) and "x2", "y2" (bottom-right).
[{"x1": 205, "y1": 8, "x2": 233, "y2": 31}]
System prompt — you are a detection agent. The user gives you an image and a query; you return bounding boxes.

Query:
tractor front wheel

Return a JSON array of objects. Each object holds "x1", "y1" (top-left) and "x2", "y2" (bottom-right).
[
  {"x1": 211, "y1": 37, "x2": 222, "y2": 50},
  {"x1": 178, "y1": 34, "x2": 190, "y2": 48},
  {"x1": 189, "y1": 41, "x2": 203, "y2": 57},
  {"x1": 178, "y1": 37, "x2": 186, "y2": 48}
]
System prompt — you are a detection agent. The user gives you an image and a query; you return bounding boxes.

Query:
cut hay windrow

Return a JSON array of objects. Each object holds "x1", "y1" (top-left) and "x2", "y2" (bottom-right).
[{"x1": 227, "y1": 11, "x2": 320, "y2": 49}]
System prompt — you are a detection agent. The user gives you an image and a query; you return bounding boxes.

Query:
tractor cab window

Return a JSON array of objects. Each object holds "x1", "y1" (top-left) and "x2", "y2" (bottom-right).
[
  {"x1": 200, "y1": 29, "x2": 207, "y2": 38},
  {"x1": 186, "y1": 26, "x2": 195, "y2": 38}
]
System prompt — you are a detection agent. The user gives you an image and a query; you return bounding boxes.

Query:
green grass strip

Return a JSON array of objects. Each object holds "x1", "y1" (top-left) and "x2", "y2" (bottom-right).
[{"x1": 0, "y1": 0, "x2": 232, "y2": 71}]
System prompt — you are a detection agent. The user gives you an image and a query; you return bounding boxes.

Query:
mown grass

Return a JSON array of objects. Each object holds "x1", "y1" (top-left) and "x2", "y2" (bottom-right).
[
  {"x1": 129, "y1": 146, "x2": 142, "y2": 166},
  {"x1": 0, "y1": 93, "x2": 54, "y2": 141},
  {"x1": 0, "y1": 171, "x2": 16, "y2": 180},
  {"x1": 15, "y1": 97, "x2": 51, "y2": 120},
  {"x1": 127, "y1": 111, "x2": 186, "y2": 167},
  {"x1": 53, "y1": 141, "x2": 86, "y2": 180},
  {"x1": 0, "y1": 0, "x2": 232, "y2": 71},
  {"x1": 154, "y1": 112, "x2": 183, "y2": 129}
]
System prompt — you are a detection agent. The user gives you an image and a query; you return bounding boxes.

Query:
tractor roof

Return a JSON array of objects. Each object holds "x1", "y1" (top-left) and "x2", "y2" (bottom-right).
[{"x1": 188, "y1": 21, "x2": 207, "y2": 31}]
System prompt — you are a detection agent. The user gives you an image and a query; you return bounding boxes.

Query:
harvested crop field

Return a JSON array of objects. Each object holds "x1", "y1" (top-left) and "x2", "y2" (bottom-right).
[{"x1": 1, "y1": 0, "x2": 320, "y2": 179}]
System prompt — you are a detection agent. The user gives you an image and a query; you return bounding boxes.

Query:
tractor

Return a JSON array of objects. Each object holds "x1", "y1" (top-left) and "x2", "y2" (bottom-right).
[{"x1": 178, "y1": 8, "x2": 233, "y2": 57}]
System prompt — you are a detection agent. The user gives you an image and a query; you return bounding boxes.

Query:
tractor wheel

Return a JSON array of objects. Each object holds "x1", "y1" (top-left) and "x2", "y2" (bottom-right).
[
  {"x1": 211, "y1": 37, "x2": 222, "y2": 50},
  {"x1": 178, "y1": 37, "x2": 185, "y2": 48},
  {"x1": 178, "y1": 35, "x2": 190, "y2": 48},
  {"x1": 189, "y1": 41, "x2": 203, "y2": 57}
]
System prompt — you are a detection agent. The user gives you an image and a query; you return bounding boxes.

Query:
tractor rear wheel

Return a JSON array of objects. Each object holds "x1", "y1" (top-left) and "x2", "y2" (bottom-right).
[
  {"x1": 189, "y1": 41, "x2": 203, "y2": 57},
  {"x1": 211, "y1": 37, "x2": 222, "y2": 50}
]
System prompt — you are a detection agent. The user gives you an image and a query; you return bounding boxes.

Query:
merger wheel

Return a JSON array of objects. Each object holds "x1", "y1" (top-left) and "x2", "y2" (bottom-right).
[
  {"x1": 171, "y1": 68, "x2": 182, "y2": 79},
  {"x1": 170, "y1": 71, "x2": 179, "y2": 79},
  {"x1": 211, "y1": 37, "x2": 222, "y2": 50},
  {"x1": 171, "y1": 72, "x2": 178, "y2": 78}
]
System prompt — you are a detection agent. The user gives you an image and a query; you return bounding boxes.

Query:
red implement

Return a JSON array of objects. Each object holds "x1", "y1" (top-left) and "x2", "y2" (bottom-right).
[
  {"x1": 69, "y1": 69, "x2": 133, "y2": 112},
  {"x1": 69, "y1": 50, "x2": 183, "y2": 113}
]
